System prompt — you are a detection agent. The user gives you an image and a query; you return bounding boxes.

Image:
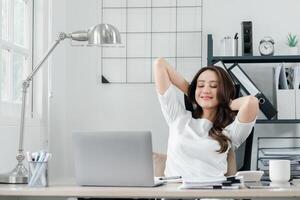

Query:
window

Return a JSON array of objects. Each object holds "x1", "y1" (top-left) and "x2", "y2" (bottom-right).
[{"x1": 0, "y1": 0, "x2": 33, "y2": 118}]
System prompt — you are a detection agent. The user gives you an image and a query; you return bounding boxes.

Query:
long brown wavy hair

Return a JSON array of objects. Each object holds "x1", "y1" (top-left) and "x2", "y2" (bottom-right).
[{"x1": 187, "y1": 66, "x2": 237, "y2": 153}]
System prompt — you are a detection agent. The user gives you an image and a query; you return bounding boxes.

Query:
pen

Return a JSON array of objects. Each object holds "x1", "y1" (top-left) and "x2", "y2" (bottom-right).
[
  {"x1": 158, "y1": 176, "x2": 182, "y2": 180},
  {"x1": 234, "y1": 33, "x2": 238, "y2": 39}
]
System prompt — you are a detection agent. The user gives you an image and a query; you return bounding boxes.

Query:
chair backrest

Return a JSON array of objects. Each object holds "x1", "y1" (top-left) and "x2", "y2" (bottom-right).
[
  {"x1": 236, "y1": 128, "x2": 254, "y2": 171},
  {"x1": 152, "y1": 152, "x2": 167, "y2": 177},
  {"x1": 153, "y1": 149, "x2": 237, "y2": 177},
  {"x1": 225, "y1": 147, "x2": 237, "y2": 176}
]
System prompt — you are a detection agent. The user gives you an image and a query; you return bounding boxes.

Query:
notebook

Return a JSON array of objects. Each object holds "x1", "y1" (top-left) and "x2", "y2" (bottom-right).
[{"x1": 72, "y1": 130, "x2": 164, "y2": 187}]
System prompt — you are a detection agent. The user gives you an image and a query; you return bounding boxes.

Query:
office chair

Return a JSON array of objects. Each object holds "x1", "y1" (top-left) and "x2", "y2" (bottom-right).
[{"x1": 153, "y1": 147, "x2": 237, "y2": 177}]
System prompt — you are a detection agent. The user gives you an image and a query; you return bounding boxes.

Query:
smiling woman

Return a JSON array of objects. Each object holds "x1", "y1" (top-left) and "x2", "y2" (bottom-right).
[{"x1": 153, "y1": 57, "x2": 259, "y2": 180}]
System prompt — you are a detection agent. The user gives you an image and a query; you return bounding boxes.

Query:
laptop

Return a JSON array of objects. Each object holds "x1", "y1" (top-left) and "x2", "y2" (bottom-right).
[{"x1": 72, "y1": 131, "x2": 165, "y2": 187}]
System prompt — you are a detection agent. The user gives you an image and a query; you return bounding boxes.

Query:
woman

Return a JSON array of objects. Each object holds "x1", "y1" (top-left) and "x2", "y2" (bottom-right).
[{"x1": 154, "y1": 58, "x2": 259, "y2": 180}]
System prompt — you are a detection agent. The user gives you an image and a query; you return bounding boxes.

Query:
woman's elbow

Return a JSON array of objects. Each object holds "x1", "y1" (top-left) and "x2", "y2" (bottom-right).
[
  {"x1": 153, "y1": 57, "x2": 166, "y2": 71},
  {"x1": 153, "y1": 58, "x2": 168, "y2": 79},
  {"x1": 246, "y1": 96, "x2": 259, "y2": 113}
]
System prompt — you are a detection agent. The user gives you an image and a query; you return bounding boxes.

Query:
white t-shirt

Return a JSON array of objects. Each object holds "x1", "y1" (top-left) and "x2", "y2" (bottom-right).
[{"x1": 157, "y1": 84, "x2": 256, "y2": 180}]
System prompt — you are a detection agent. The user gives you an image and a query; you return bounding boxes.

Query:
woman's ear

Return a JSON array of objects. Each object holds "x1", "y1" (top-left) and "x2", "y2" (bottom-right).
[{"x1": 192, "y1": 103, "x2": 197, "y2": 110}]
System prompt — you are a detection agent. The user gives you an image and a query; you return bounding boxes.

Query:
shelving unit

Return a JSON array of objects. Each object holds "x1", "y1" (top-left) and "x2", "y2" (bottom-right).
[
  {"x1": 207, "y1": 34, "x2": 300, "y2": 124},
  {"x1": 209, "y1": 55, "x2": 300, "y2": 64},
  {"x1": 256, "y1": 119, "x2": 300, "y2": 124}
]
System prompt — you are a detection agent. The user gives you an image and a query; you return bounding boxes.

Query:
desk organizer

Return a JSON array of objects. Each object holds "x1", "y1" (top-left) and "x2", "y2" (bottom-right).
[
  {"x1": 257, "y1": 137, "x2": 300, "y2": 181},
  {"x1": 28, "y1": 161, "x2": 48, "y2": 187}
]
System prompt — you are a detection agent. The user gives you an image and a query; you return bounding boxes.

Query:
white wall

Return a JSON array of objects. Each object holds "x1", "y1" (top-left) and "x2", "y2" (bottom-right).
[
  {"x1": 48, "y1": 0, "x2": 169, "y2": 183},
  {"x1": 47, "y1": 0, "x2": 300, "y2": 183}
]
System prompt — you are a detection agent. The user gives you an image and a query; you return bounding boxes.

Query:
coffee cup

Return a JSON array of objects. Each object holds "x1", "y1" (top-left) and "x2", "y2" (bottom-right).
[{"x1": 269, "y1": 160, "x2": 290, "y2": 183}]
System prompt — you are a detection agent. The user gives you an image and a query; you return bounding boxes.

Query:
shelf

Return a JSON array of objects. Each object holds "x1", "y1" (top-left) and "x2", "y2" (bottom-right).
[
  {"x1": 257, "y1": 119, "x2": 300, "y2": 124},
  {"x1": 102, "y1": 6, "x2": 203, "y2": 9},
  {"x1": 207, "y1": 35, "x2": 300, "y2": 125},
  {"x1": 211, "y1": 55, "x2": 300, "y2": 64}
]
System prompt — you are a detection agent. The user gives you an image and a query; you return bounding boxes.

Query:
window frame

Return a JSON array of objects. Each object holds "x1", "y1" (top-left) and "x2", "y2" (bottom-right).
[{"x1": 0, "y1": 0, "x2": 42, "y2": 126}]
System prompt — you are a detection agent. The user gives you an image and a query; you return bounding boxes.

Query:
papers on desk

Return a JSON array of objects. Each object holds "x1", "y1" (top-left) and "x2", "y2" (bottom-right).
[{"x1": 179, "y1": 176, "x2": 243, "y2": 189}]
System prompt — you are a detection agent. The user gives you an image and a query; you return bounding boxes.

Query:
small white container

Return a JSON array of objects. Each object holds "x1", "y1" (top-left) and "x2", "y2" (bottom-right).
[{"x1": 289, "y1": 47, "x2": 298, "y2": 55}]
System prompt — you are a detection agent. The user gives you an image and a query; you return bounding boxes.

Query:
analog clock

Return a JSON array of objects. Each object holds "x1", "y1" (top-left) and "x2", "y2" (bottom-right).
[{"x1": 259, "y1": 37, "x2": 275, "y2": 56}]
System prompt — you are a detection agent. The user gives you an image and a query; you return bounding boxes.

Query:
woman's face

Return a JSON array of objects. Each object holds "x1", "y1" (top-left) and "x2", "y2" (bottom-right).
[{"x1": 195, "y1": 70, "x2": 219, "y2": 110}]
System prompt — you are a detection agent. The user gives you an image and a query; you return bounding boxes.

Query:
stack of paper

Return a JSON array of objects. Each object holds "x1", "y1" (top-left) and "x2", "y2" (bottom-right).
[{"x1": 179, "y1": 176, "x2": 243, "y2": 189}]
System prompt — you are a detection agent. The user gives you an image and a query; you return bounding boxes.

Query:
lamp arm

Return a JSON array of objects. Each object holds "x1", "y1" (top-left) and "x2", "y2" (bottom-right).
[
  {"x1": 24, "y1": 33, "x2": 67, "y2": 83},
  {"x1": 17, "y1": 33, "x2": 67, "y2": 161}
]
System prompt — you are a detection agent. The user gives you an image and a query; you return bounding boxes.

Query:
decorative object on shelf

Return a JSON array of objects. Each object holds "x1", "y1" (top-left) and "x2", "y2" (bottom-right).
[
  {"x1": 286, "y1": 33, "x2": 298, "y2": 55},
  {"x1": 259, "y1": 36, "x2": 275, "y2": 56},
  {"x1": 0, "y1": 23, "x2": 122, "y2": 184},
  {"x1": 241, "y1": 21, "x2": 253, "y2": 56}
]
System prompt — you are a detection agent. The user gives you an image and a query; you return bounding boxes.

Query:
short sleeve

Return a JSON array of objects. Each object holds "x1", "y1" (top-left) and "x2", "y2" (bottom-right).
[
  {"x1": 157, "y1": 84, "x2": 187, "y2": 124},
  {"x1": 224, "y1": 117, "x2": 256, "y2": 149}
]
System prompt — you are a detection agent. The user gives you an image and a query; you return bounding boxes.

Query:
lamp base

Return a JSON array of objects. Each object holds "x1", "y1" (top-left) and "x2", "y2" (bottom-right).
[
  {"x1": 0, "y1": 173, "x2": 28, "y2": 184},
  {"x1": 0, "y1": 162, "x2": 28, "y2": 184}
]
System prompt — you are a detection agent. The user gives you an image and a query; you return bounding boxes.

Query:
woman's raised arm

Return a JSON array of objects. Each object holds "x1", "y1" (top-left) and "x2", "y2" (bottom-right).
[
  {"x1": 230, "y1": 96, "x2": 259, "y2": 123},
  {"x1": 153, "y1": 58, "x2": 189, "y2": 95}
]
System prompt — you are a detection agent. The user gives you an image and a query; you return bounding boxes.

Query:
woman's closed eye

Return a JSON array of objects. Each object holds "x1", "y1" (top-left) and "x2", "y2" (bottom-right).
[{"x1": 197, "y1": 84, "x2": 218, "y2": 88}]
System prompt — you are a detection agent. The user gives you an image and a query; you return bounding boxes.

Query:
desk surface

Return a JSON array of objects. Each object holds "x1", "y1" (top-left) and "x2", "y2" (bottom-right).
[{"x1": 1, "y1": 183, "x2": 300, "y2": 198}]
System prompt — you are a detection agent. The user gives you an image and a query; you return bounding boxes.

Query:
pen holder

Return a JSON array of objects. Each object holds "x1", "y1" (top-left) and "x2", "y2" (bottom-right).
[
  {"x1": 222, "y1": 36, "x2": 238, "y2": 56},
  {"x1": 28, "y1": 161, "x2": 48, "y2": 187},
  {"x1": 221, "y1": 36, "x2": 232, "y2": 56}
]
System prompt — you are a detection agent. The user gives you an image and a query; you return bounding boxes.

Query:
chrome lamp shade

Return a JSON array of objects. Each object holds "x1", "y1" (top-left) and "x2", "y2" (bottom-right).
[{"x1": 88, "y1": 24, "x2": 122, "y2": 46}]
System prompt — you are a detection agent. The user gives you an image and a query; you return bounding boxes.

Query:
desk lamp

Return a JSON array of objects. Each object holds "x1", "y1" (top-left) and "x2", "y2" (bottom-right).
[{"x1": 0, "y1": 24, "x2": 122, "y2": 184}]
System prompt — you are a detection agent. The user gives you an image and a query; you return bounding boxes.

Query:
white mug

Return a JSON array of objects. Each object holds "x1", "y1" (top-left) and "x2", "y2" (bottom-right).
[{"x1": 269, "y1": 160, "x2": 290, "y2": 183}]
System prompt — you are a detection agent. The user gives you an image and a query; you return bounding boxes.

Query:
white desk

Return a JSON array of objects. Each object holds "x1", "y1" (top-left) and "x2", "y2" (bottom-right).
[{"x1": 0, "y1": 183, "x2": 300, "y2": 199}]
